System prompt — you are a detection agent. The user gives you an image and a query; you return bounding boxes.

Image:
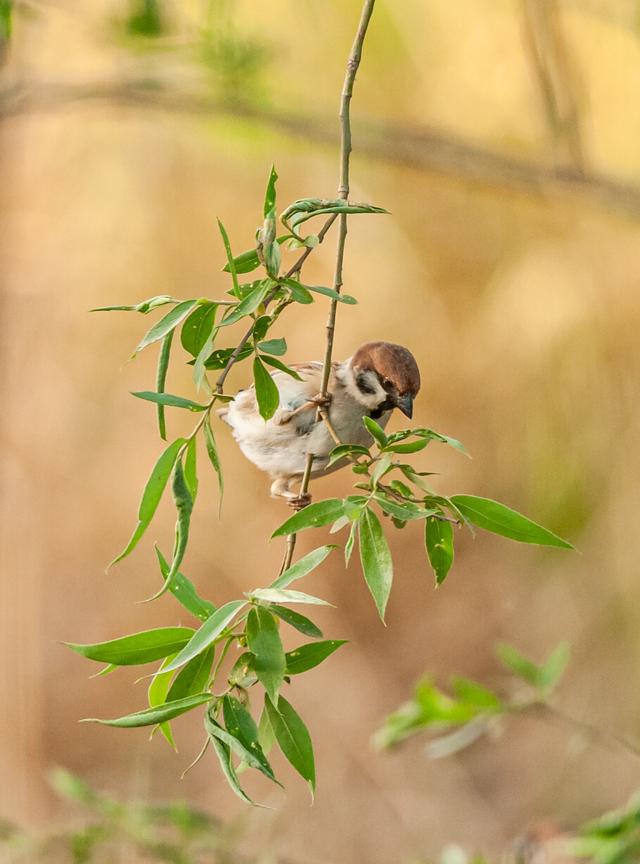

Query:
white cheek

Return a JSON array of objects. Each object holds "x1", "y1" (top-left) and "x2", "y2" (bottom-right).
[{"x1": 344, "y1": 367, "x2": 386, "y2": 408}]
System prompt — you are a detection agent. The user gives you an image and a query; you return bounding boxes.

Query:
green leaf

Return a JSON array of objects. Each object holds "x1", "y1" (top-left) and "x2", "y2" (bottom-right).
[
  {"x1": 161, "y1": 600, "x2": 246, "y2": 674},
  {"x1": 65, "y1": 627, "x2": 195, "y2": 666},
  {"x1": 265, "y1": 695, "x2": 315, "y2": 795},
  {"x1": 204, "y1": 415, "x2": 224, "y2": 509},
  {"x1": 218, "y1": 282, "x2": 271, "y2": 328},
  {"x1": 222, "y1": 238, "x2": 288, "y2": 276},
  {"x1": 253, "y1": 356, "x2": 280, "y2": 420},
  {"x1": 327, "y1": 443, "x2": 370, "y2": 467},
  {"x1": 166, "y1": 645, "x2": 215, "y2": 702},
  {"x1": 180, "y1": 302, "x2": 218, "y2": 357},
  {"x1": 413, "y1": 428, "x2": 470, "y2": 457},
  {"x1": 263, "y1": 165, "x2": 278, "y2": 217},
  {"x1": 425, "y1": 516, "x2": 454, "y2": 586},
  {"x1": 206, "y1": 721, "x2": 255, "y2": 805},
  {"x1": 270, "y1": 545, "x2": 335, "y2": 589},
  {"x1": 269, "y1": 605, "x2": 323, "y2": 639},
  {"x1": 370, "y1": 453, "x2": 393, "y2": 487},
  {"x1": 155, "y1": 330, "x2": 173, "y2": 440},
  {"x1": 222, "y1": 696, "x2": 278, "y2": 783},
  {"x1": 184, "y1": 437, "x2": 198, "y2": 503},
  {"x1": 154, "y1": 546, "x2": 215, "y2": 621},
  {"x1": 286, "y1": 282, "x2": 314, "y2": 304},
  {"x1": 246, "y1": 607, "x2": 286, "y2": 704},
  {"x1": 363, "y1": 416, "x2": 388, "y2": 448},
  {"x1": 217, "y1": 218, "x2": 239, "y2": 297},
  {"x1": 373, "y1": 494, "x2": 430, "y2": 522},
  {"x1": 148, "y1": 655, "x2": 178, "y2": 749},
  {"x1": 91, "y1": 294, "x2": 177, "y2": 314},
  {"x1": 452, "y1": 678, "x2": 502, "y2": 711},
  {"x1": 257, "y1": 337, "x2": 286, "y2": 356},
  {"x1": 82, "y1": 693, "x2": 212, "y2": 728},
  {"x1": 260, "y1": 355, "x2": 302, "y2": 380},
  {"x1": 203, "y1": 343, "x2": 254, "y2": 370},
  {"x1": 359, "y1": 508, "x2": 393, "y2": 622},
  {"x1": 258, "y1": 705, "x2": 276, "y2": 756},
  {"x1": 110, "y1": 438, "x2": 185, "y2": 567},
  {"x1": 344, "y1": 520, "x2": 358, "y2": 566},
  {"x1": 272, "y1": 500, "x2": 345, "y2": 538},
  {"x1": 285, "y1": 640, "x2": 346, "y2": 675},
  {"x1": 131, "y1": 391, "x2": 207, "y2": 411},
  {"x1": 134, "y1": 299, "x2": 200, "y2": 355},
  {"x1": 450, "y1": 495, "x2": 573, "y2": 548},
  {"x1": 281, "y1": 277, "x2": 356, "y2": 305},
  {"x1": 248, "y1": 588, "x2": 332, "y2": 606},
  {"x1": 147, "y1": 459, "x2": 194, "y2": 602},
  {"x1": 281, "y1": 198, "x2": 387, "y2": 241},
  {"x1": 385, "y1": 438, "x2": 429, "y2": 454},
  {"x1": 539, "y1": 642, "x2": 570, "y2": 692},
  {"x1": 495, "y1": 643, "x2": 543, "y2": 686}
]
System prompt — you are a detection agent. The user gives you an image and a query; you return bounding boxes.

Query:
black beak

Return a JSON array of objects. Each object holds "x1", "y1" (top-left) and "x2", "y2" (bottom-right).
[{"x1": 396, "y1": 393, "x2": 413, "y2": 419}]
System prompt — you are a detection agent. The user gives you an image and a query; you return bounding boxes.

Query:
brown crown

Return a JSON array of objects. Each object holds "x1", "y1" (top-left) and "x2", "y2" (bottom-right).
[{"x1": 351, "y1": 341, "x2": 421, "y2": 395}]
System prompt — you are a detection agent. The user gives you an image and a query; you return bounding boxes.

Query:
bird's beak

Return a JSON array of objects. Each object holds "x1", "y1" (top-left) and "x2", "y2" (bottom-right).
[{"x1": 396, "y1": 393, "x2": 413, "y2": 419}]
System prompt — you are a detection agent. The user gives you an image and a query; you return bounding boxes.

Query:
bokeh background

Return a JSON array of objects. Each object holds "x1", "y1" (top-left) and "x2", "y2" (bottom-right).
[{"x1": 2, "y1": 0, "x2": 640, "y2": 861}]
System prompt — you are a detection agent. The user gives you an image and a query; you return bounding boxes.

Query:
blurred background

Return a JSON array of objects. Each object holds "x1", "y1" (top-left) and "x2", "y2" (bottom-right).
[{"x1": 2, "y1": 0, "x2": 640, "y2": 861}]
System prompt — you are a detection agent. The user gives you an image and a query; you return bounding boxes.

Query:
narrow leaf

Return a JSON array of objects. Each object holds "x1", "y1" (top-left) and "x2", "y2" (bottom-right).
[
  {"x1": 257, "y1": 337, "x2": 286, "y2": 356},
  {"x1": 363, "y1": 416, "x2": 388, "y2": 448},
  {"x1": 253, "y1": 356, "x2": 280, "y2": 420},
  {"x1": 271, "y1": 500, "x2": 345, "y2": 538},
  {"x1": 207, "y1": 724, "x2": 254, "y2": 805},
  {"x1": 134, "y1": 299, "x2": 199, "y2": 355},
  {"x1": 285, "y1": 640, "x2": 346, "y2": 675},
  {"x1": 269, "y1": 605, "x2": 323, "y2": 639},
  {"x1": 260, "y1": 355, "x2": 302, "y2": 380},
  {"x1": 450, "y1": 495, "x2": 573, "y2": 548},
  {"x1": 180, "y1": 302, "x2": 217, "y2": 357},
  {"x1": 217, "y1": 218, "x2": 239, "y2": 297},
  {"x1": 270, "y1": 544, "x2": 335, "y2": 588},
  {"x1": 131, "y1": 391, "x2": 207, "y2": 411},
  {"x1": 161, "y1": 601, "x2": 246, "y2": 674},
  {"x1": 110, "y1": 438, "x2": 185, "y2": 566},
  {"x1": 265, "y1": 695, "x2": 315, "y2": 794},
  {"x1": 204, "y1": 415, "x2": 224, "y2": 510},
  {"x1": 248, "y1": 588, "x2": 332, "y2": 606},
  {"x1": 155, "y1": 330, "x2": 173, "y2": 440},
  {"x1": 155, "y1": 546, "x2": 215, "y2": 621},
  {"x1": 66, "y1": 627, "x2": 195, "y2": 666},
  {"x1": 218, "y1": 282, "x2": 270, "y2": 328},
  {"x1": 425, "y1": 516, "x2": 454, "y2": 585},
  {"x1": 359, "y1": 508, "x2": 393, "y2": 622},
  {"x1": 246, "y1": 607, "x2": 286, "y2": 704},
  {"x1": 82, "y1": 693, "x2": 212, "y2": 728},
  {"x1": 148, "y1": 655, "x2": 178, "y2": 749},
  {"x1": 222, "y1": 696, "x2": 278, "y2": 783},
  {"x1": 166, "y1": 645, "x2": 215, "y2": 702}
]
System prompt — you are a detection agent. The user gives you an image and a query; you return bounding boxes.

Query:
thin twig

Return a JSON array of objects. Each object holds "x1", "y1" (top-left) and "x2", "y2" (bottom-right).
[{"x1": 280, "y1": 0, "x2": 376, "y2": 574}]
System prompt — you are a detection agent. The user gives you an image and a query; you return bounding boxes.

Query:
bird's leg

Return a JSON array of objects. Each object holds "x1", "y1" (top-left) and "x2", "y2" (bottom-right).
[
  {"x1": 269, "y1": 477, "x2": 311, "y2": 509},
  {"x1": 286, "y1": 476, "x2": 312, "y2": 511},
  {"x1": 309, "y1": 392, "x2": 332, "y2": 410}
]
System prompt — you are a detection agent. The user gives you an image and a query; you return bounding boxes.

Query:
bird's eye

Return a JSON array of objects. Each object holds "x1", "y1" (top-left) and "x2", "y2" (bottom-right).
[{"x1": 382, "y1": 378, "x2": 392, "y2": 389}]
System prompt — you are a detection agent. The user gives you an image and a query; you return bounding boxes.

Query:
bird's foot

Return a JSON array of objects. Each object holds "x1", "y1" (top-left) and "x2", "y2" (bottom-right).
[
  {"x1": 288, "y1": 492, "x2": 312, "y2": 511},
  {"x1": 310, "y1": 392, "x2": 332, "y2": 410}
]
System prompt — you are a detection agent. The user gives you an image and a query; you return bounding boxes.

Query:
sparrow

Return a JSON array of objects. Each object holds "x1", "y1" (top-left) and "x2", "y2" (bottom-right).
[{"x1": 219, "y1": 341, "x2": 421, "y2": 503}]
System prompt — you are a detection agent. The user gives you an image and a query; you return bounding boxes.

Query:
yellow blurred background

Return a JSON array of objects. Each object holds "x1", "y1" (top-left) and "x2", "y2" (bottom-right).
[{"x1": 1, "y1": 0, "x2": 640, "y2": 861}]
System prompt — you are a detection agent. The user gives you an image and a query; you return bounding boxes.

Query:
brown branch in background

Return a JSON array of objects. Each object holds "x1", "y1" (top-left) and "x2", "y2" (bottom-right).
[
  {"x1": 5, "y1": 79, "x2": 640, "y2": 218},
  {"x1": 521, "y1": 0, "x2": 584, "y2": 173},
  {"x1": 279, "y1": 0, "x2": 376, "y2": 575}
]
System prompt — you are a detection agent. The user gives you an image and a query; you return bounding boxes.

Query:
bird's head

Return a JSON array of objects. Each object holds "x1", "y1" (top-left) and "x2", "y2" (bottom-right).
[{"x1": 346, "y1": 341, "x2": 421, "y2": 419}]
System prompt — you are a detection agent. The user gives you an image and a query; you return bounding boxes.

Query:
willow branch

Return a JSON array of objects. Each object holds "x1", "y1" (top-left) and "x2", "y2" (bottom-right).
[{"x1": 280, "y1": 0, "x2": 376, "y2": 574}]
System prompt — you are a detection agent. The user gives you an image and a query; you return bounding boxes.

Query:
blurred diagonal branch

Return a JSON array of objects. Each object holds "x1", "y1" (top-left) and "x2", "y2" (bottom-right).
[{"x1": 3, "y1": 77, "x2": 640, "y2": 218}]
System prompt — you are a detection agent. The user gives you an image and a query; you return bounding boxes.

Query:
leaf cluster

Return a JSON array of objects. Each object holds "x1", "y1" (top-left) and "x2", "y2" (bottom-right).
[{"x1": 373, "y1": 642, "x2": 570, "y2": 756}]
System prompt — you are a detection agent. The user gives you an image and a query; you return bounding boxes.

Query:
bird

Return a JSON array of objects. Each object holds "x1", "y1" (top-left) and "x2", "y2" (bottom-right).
[{"x1": 218, "y1": 341, "x2": 421, "y2": 505}]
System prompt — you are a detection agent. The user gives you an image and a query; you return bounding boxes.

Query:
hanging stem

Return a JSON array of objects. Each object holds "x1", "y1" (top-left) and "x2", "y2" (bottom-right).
[{"x1": 280, "y1": 0, "x2": 376, "y2": 575}]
